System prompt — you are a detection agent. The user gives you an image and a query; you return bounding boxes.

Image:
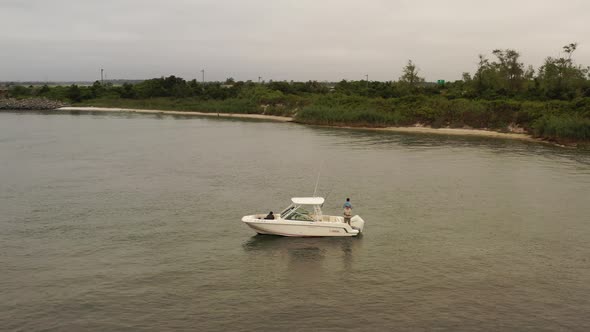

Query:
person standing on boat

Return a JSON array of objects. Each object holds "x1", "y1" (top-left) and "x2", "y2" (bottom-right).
[{"x1": 343, "y1": 198, "x2": 352, "y2": 224}]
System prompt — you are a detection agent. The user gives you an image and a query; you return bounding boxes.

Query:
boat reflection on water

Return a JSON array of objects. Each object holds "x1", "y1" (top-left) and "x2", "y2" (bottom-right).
[
  {"x1": 242, "y1": 234, "x2": 363, "y2": 276},
  {"x1": 242, "y1": 234, "x2": 363, "y2": 252}
]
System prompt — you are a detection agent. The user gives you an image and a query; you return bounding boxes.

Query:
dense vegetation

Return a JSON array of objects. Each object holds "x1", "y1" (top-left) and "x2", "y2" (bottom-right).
[{"x1": 5, "y1": 43, "x2": 590, "y2": 142}]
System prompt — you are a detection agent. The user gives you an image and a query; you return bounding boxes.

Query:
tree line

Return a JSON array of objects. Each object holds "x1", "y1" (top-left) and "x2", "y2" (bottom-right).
[{"x1": 6, "y1": 43, "x2": 590, "y2": 102}]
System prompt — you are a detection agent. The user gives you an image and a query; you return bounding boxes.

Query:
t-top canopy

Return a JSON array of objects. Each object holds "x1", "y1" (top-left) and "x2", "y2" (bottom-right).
[{"x1": 291, "y1": 197, "x2": 325, "y2": 205}]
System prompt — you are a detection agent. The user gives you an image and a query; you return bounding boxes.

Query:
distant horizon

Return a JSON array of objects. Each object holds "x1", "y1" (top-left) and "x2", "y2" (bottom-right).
[
  {"x1": 1, "y1": 42, "x2": 586, "y2": 83},
  {"x1": 0, "y1": 77, "x2": 439, "y2": 84}
]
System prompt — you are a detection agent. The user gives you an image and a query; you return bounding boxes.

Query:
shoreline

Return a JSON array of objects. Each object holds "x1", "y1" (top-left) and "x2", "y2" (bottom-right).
[
  {"x1": 369, "y1": 126, "x2": 540, "y2": 142},
  {"x1": 312, "y1": 124, "x2": 552, "y2": 145},
  {"x1": 17, "y1": 106, "x2": 552, "y2": 144}
]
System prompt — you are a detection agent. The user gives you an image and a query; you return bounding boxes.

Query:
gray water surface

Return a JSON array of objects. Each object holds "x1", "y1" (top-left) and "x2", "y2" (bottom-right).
[{"x1": 1, "y1": 111, "x2": 590, "y2": 331}]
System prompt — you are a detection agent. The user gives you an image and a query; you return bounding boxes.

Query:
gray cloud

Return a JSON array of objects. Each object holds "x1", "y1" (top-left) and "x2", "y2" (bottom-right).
[{"x1": 1, "y1": 0, "x2": 588, "y2": 81}]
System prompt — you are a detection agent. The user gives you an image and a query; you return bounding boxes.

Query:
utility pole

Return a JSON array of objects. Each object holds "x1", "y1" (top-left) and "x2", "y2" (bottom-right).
[
  {"x1": 101, "y1": 68, "x2": 104, "y2": 84},
  {"x1": 201, "y1": 69, "x2": 205, "y2": 92}
]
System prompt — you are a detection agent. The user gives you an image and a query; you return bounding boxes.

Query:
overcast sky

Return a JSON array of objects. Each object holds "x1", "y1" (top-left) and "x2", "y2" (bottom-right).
[{"x1": 1, "y1": 0, "x2": 589, "y2": 82}]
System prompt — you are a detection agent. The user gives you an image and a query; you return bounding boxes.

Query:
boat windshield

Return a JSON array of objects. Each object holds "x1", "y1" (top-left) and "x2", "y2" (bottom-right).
[
  {"x1": 285, "y1": 207, "x2": 314, "y2": 221},
  {"x1": 280, "y1": 205, "x2": 295, "y2": 217}
]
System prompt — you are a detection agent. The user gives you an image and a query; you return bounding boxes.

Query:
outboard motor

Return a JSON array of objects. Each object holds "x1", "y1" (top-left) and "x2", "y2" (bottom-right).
[{"x1": 350, "y1": 215, "x2": 365, "y2": 233}]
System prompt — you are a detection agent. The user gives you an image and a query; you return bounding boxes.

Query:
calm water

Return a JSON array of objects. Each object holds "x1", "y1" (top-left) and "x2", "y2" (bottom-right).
[{"x1": 1, "y1": 111, "x2": 590, "y2": 331}]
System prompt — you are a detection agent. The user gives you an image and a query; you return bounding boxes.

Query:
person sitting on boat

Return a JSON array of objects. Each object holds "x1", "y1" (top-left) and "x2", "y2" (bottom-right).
[
  {"x1": 343, "y1": 198, "x2": 352, "y2": 224},
  {"x1": 264, "y1": 211, "x2": 275, "y2": 220}
]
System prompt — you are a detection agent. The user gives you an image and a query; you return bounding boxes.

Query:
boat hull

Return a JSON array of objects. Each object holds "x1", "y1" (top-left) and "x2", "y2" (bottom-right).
[{"x1": 241, "y1": 215, "x2": 364, "y2": 237}]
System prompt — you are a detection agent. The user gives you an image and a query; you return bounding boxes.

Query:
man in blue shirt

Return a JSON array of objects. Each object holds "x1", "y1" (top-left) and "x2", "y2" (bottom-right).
[{"x1": 343, "y1": 198, "x2": 352, "y2": 224}]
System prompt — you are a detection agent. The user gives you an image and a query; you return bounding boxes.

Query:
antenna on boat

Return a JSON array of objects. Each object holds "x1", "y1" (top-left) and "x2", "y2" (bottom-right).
[{"x1": 312, "y1": 161, "x2": 324, "y2": 197}]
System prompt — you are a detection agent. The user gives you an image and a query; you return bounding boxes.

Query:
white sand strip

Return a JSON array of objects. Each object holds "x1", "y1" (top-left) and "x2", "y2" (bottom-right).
[
  {"x1": 57, "y1": 107, "x2": 293, "y2": 122},
  {"x1": 376, "y1": 126, "x2": 537, "y2": 141}
]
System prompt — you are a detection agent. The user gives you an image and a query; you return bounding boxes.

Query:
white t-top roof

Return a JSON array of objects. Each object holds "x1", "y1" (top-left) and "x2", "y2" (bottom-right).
[{"x1": 291, "y1": 197, "x2": 325, "y2": 205}]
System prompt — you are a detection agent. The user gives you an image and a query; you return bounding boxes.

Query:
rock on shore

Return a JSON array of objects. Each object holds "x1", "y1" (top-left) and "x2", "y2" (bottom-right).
[{"x1": 0, "y1": 98, "x2": 68, "y2": 110}]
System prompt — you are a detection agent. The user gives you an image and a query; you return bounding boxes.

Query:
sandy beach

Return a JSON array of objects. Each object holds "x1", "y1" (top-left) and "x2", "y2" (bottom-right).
[
  {"x1": 57, "y1": 106, "x2": 294, "y2": 122},
  {"x1": 56, "y1": 106, "x2": 543, "y2": 143}
]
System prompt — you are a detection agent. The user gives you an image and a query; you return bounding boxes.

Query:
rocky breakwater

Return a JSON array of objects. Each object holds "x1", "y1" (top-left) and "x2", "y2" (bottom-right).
[{"x1": 0, "y1": 98, "x2": 67, "y2": 110}]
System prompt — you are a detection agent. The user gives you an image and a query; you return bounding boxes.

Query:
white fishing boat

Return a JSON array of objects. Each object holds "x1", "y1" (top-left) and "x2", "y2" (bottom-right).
[{"x1": 241, "y1": 197, "x2": 365, "y2": 237}]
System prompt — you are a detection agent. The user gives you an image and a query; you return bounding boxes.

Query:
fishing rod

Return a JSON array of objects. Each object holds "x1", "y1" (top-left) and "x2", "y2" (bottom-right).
[{"x1": 312, "y1": 160, "x2": 324, "y2": 197}]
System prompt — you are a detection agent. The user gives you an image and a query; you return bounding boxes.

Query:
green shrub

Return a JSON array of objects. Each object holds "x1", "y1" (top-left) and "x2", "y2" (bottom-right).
[
  {"x1": 533, "y1": 115, "x2": 590, "y2": 140},
  {"x1": 295, "y1": 105, "x2": 403, "y2": 127}
]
